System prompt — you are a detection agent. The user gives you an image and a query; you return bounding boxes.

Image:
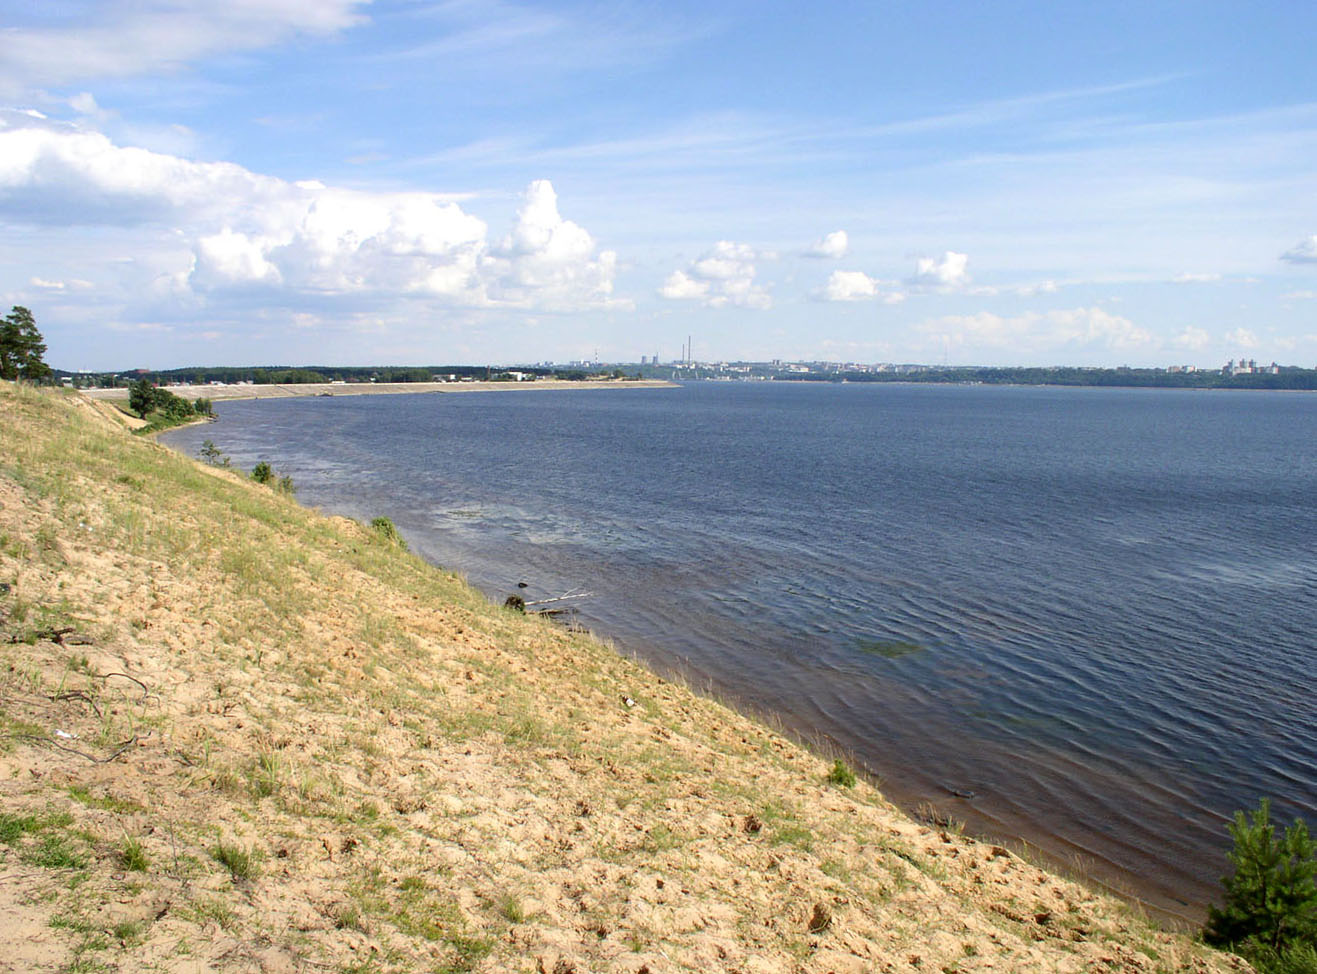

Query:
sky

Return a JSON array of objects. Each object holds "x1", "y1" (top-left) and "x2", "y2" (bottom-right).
[{"x1": 2, "y1": 0, "x2": 1316, "y2": 370}]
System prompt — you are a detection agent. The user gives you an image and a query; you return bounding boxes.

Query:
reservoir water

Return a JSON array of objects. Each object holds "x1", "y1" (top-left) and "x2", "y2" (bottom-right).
[{"x1": 163, "y1": 382, "x2": 1317, "y2": 921}]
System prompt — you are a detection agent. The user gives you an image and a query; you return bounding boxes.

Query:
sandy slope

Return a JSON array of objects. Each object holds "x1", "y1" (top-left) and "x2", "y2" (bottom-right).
[{"x1": 0, "y1": 383, "x2": 1247, "y2": 974}]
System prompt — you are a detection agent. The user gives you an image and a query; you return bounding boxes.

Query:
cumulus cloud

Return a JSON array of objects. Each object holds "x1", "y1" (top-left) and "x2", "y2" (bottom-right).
[
  {"x1": 658, "y1": 270, "x2": 709, "y2": 301},
  {"x1": 0, "y1": 114, "x2": 622, "y2": 312},
  {"x1": 920, "y1": 307, "x2": 1155, "y2": 353},
  {"x1": 804, "y1": 230, "x2": 848, "y2": 259},
  {"x1": 0, "y1": 0, "x2": 369, "y2": 92},
  {"x1": 908, "y1": 251, "x2": 970, "y2": 289},
  {"x1": 1224, "y1": 327, "x2": 1258, "y2": 349},
  {"x1": 1281, "y1": 235, "x2": 1317, "y2": 264},
  {"x1": 813, "y1": 270, "x2": 905, "y2": 304},
  {"x1": 1172, "y1": 326, "x2": 1211, "y2": 351},
  {"x1": 658, "y1": 240, "x2": 771, "y2": 309},
  {"x1": 484, "y1": 180, "x2": 625, "y2": 310}
]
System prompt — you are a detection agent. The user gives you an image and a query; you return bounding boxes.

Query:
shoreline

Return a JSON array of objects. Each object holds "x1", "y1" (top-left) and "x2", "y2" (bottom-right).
[
  {"x1": 80, "y1": 377, "x2": 678, "y2": 403},
  {"x1": 155, "y1": 392, "x2": 1216, "y2": 929}
]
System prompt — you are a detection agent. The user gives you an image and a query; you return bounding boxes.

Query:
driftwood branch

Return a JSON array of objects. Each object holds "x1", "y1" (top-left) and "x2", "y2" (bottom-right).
[
  {"x1": 50, "y1": 689, "x2": 103, "y2": 718},
  {"x1": 20, "y1": 732, "x2": 142, "y2": 763},
  {"x1": 524, "y1": 591, "x2": 594, "y2": 607},
  {"x1": 99, "y1": 671, "x2": 154, "y2": 704}
]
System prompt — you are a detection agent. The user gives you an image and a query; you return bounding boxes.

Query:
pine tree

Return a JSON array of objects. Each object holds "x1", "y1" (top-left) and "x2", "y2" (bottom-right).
[
  {"x1": 0, "y1": 306, "x2": 51, "y2": 382},
  {"x1": 1204, "y1": 799, "x2": 1317, "y2": 957}
]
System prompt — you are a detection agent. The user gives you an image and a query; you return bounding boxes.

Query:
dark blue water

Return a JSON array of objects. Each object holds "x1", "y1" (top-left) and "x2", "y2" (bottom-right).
[{"x1": 163, "y1": 382, "x2": 1317, "y2": 920}]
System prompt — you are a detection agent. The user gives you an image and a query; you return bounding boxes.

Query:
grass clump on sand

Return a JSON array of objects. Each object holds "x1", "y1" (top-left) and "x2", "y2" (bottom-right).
[
  {"x1": 0, "y1": 382, "x2": 1254, "y2": 974},
  {"x1": 369, "y1": 514, "x2": 408, "y2": 550},
  {"x1": 826, "y1": 758, "x2": 857, "y2": 788}
]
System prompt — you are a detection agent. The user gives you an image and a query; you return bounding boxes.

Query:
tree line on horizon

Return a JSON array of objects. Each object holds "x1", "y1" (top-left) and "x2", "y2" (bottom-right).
[{"x1": 57, "y1": 364, "x2": 573, "y2": 388}]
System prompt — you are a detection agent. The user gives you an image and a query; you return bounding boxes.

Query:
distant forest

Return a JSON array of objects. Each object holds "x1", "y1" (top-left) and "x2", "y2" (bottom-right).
[
  {"x1": 777, "y1": 366, "x2": 1317, "y2": 390},
  {"x1": 55, "y1": 364, "x2": 613, "y2": 387}
]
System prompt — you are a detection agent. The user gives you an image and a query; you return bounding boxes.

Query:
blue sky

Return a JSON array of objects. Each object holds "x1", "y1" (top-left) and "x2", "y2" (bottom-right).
[{"x1": 2, "y1": 0, "x2": 1315, "y2": 370}]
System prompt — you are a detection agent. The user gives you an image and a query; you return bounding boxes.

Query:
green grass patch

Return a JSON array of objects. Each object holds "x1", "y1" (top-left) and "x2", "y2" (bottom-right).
[
  {"x1": 212, "y1": 840, "x2": 260, "y2": 881},
  {"x1": 827, "y1": 758, "x2": 857, "y2": 788},
  {"x1": 119, "y1": 838, "x2": 149, "y2": 872},
  {"x1": 65, "y1": 785, "x2": 143, "y2": 815}
]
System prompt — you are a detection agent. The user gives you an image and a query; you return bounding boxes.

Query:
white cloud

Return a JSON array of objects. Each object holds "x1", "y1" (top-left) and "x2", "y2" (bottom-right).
[
  {"x1": 1172, "y1": 272, "x2": 1221, "y2": 283},
  {"x1": 193, "y1": 228, "x2": 283, "y2": 288},
  {"x1": 1281, "y1": 235, "x2": 1317, "y2": 264},
  {"x1": 0, "y1": 0, "x2": 369, "y2": 92},
  {"x1": 908, "y1": 251, "x2": 970, "y2": 289},
  {"x1": 967, "y1": 279, "x2": 1060, "y2": 297},
  {"x1": 0, "y1": 115, "x2": 622, "y2": 313},
  {"x1": 1224, "y1": 327, "x2": 1258, "y2": 349},
  {"x1": 484, "y1": 180, "x2": 627, "y2": 310},
  {"x1": 813, "y1": 270, "x2": 905, "y2": 304},
  {"x1": 1282, "y1": 290, "x2": 1317, "y2": 300},
  {"x1": 1171, "y1": 326, "x2": 1211, "y2": 350},
  {"x1": 804, "y1": 230, "x2": 848, "y2": 259},
  {"x1": 658, "y1": 240, "x2": 771, "y2": 309},
  {"x1": 1012, "y1": 280, "x2": 1059, "y2": 297},
  {"x1": 920, "y1": 307, "x2": 1155, "y2": 353},
  {"x1": 658, "y1": 270, "x2": 709, "y2": 301}
]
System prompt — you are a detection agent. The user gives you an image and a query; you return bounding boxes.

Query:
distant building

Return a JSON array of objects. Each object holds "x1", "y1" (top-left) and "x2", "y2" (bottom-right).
[{"x1": 1223, "y1": 359, "x2": 1280, "y2": 376}]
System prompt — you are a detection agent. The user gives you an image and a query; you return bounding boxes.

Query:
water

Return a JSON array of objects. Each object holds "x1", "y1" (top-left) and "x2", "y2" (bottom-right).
[{"x1": 163, "y1": 382, "x2": 1317, "y2": 921}]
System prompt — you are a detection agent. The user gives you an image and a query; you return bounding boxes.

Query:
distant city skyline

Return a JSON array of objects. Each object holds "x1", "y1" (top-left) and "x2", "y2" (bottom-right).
[{"x1": 2, "y1": 1, "x2": 1316, "y2": 371}]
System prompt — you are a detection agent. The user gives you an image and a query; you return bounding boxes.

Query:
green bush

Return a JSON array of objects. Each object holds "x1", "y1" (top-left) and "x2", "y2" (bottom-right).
[
  {"x1": 199, "y1": 439, "x2": 228, "y2": 465},
  {"x1": 251, "y1": 461, "x2": 273, "y2": 485},
  {"x1": 129, "y1": 379, "x2": 196, "y2": 422},
  {"x1": 1204, "y1": 799, "x2": 1317, "y2": 970},
  {"x1": 826, "y1": 759, "x2": 856, "y2": 788},
  {"x1": 369, "y1": 516, "x2": 408, "y2": 551}
]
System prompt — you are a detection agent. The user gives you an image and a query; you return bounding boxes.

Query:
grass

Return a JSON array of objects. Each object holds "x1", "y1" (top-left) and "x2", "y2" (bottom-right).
[
  {"x1": 119, "y1": 838, "x2": 149, "y2": 872},
  {"x1": 827, "y1": 758, "x2": 857, "y2": 788},
  {"x1": 66, "y1": 785, "x2": 144, "y2": 815},
  {"x1": 0, "y1": 811, "x2": 43, "y2": 843},
  {"x1": 495, "y1": 894, "x2": 525, "y2": 923},
  {"x1": 211, "y1": 841, "x2": 260, "y2": 881}
]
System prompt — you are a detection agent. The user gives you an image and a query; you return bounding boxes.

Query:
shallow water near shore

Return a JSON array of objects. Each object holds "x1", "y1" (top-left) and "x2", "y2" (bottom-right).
[{"x1": 163, "y1": 381, "x2": 1316, "y2": 921}]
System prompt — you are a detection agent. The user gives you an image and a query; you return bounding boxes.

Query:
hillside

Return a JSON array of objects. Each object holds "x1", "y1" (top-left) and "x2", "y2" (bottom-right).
[{"x1": 0, "y1": 382, "x2": 1247, "y2": 974}]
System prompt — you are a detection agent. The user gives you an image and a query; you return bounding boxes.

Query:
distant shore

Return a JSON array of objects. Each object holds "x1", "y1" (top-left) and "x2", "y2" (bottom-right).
[{"x1": 81, "y1": 377, "x2": 678, "y2": 403}]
